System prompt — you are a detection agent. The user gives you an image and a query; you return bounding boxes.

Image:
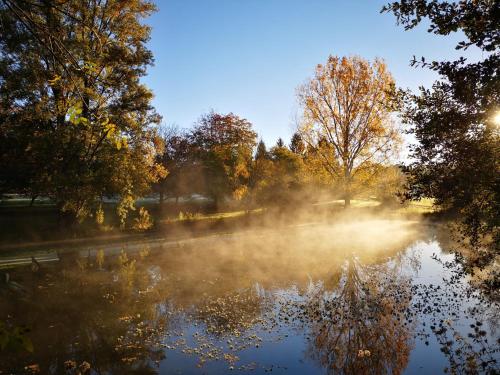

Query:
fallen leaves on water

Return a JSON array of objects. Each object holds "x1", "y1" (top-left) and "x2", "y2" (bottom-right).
[
  {"x1": 23, "y1": 364, "x2": 39, "y2": 374},
  {"x1": 357, "y1": 349, "x2": 371, "y2": 358}
]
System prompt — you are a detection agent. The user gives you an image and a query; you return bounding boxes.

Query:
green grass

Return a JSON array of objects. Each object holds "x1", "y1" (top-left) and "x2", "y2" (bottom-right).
[
  {"x1": 399, "y1": 198, "x2": 436, "y2": 214},
  {"x1": 0, "y1": 195, "x2": 436, "y2": 250},
  {"x1": 312, "y1": 199, "x2": 381, "y2": 207},
  {"x1": 165, "y1": 208, "x2": 264, "y2": 223}
]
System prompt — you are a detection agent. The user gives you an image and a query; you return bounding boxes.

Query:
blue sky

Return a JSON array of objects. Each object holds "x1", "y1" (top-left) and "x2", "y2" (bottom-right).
[{"x1": 143, "y1": 0, "x2": 482, "y2": 146}]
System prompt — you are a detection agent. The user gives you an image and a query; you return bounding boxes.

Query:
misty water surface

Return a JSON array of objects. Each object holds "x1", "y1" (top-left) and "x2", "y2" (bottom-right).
[{"x1": 0, "y1": 219, "x2": 498, "y2": 374}]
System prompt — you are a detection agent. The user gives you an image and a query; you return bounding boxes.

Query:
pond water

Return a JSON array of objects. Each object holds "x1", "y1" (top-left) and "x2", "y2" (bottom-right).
[{"x1": 0, "y1": 219, "x2": 498, "y2": 374}]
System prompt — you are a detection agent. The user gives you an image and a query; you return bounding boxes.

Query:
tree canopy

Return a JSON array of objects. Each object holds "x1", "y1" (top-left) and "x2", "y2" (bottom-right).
[
  {"x1": 297, "y1": 55, "x2": 400, "y2": 206},
  {"x1": 0, "y1": 0, "x2": 164, "y2": 223},
  {"x1": 383, "y1": 0, "x2": 499, "y2": 252},
  {"x1": 190, "y1": 111, "x2": 257, "y2": 206}
]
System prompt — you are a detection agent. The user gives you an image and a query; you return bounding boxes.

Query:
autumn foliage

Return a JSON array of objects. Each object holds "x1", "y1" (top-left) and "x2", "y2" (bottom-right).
[{"x1": 298, "y1": 56, "x2": 400, "y2": 206}]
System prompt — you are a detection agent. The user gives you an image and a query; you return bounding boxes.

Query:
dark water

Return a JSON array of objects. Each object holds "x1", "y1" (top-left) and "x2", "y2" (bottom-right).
[{"x1": 0, "y1": 219, "x2": 498, "y2": 374}]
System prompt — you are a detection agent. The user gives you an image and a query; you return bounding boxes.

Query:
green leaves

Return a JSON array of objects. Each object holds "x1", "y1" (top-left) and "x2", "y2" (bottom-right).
[
  {"x1": 82, "y1": 61, "x2": 98, "y2": 75},
  {"x1": 67, "y1": 105, "x2": 89, "y2": 126}
]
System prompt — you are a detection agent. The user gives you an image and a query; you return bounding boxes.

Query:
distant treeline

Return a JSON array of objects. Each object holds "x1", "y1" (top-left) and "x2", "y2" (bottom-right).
[{"x1": 152, "y1": 111, "x2": 405, "y2": 212}]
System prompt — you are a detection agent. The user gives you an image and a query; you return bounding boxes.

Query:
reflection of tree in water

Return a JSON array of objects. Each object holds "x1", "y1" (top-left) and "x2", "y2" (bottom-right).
[
  {"x1": 3, "y1": 227, "x2": 497, "y2": 374},
  {"x1": 304, "y1": 254, "x2": 415, "y2": 375},
  {"x1": 412, "y1": 253, "x2": 500, "y2": 374},
  {"x1": 148, "y1": 245, "x2": 267, "y2": 337},
  {"x1": 433, "y1": 223, "x2": 500, "y2": 297},
  {"x1": 432, "y1": 320, "x2": 499, "y2": 374},
  {"x1": 0, "y1": 250, "x2": 169, "y2": 374}
]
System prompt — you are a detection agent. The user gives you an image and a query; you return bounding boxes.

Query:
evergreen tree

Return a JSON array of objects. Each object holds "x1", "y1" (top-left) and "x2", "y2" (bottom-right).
[
  {"x1": 255, "y1": 139, "x2": 269, "y2": 160},
  {"x1": 289, "y1": 132, "x2": 305, "y2": 155}
]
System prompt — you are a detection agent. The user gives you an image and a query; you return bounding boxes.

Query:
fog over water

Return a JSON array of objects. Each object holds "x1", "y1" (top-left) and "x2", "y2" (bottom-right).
[{"x1": 0, "y1": 217, "x2": 498, "y2": 374}]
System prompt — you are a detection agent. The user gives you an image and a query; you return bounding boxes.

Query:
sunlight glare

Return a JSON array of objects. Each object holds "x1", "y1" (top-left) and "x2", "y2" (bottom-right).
[{"x1": 493, "y1": 110, "x2": 500, "y2": 127}]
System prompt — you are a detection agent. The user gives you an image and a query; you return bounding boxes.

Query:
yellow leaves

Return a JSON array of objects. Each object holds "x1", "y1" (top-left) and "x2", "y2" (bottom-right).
[
  {"x1": 67, "y1": 105, "x2": 89, "y2": 126},
  {"x1": 95, "y1": 205, "x2": 105, "y2": 225},
  {"x1": 297, "y1": 55, "x2": 400, "y2": 194},
  {"x1": 117, "y1": 193, "x2": 136, "y2": 228},
  {"x1": 133, "y1": 207, "x2": 153, "y2": 231},
  {"x1": 139, "y1": 246, "x2": 150, "y2": 259},
  {"x1": 48, "y1": 74, "x2": 61, "y2": 86},
  {"x1": 115, "y1": 137, "x2": 123, "y2": 150},
  {"x1": 118, "y1": 249, "x2": 129, "y2": 266},
  {"x1": 232, "y1": 185, "x2": 248, "y2": 201},
  {"x1": 299, "y1": 55, "x2": 397, "y2": 138},
  {"x1": 234, "y1": 160, "x2": 250, "y2": 179},
  {"x1": 103, "y1": 118, "x2": 116, "y2": 138},
  {"x1": 66, "y1": 108, "x2": 127, "y2": 150},
  {"x1": 116, "y1": 136, "x2": 128, "y2": 150},
  {"x1": 151, "y1": 162, "x2": 168, "y2": 182},
  {"x1": 223, "y1": 353, "x2": 240, "y2": 364},
  {"x1": 118, "y1": 249, "x2": 136, "y2": 288},
  {"x1": 102, "y1": 118, "x2": 128, "y2": 150}
]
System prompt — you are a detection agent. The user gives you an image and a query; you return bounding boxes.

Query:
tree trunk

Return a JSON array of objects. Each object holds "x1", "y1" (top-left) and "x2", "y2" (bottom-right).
[
  {"x1": 344, "y1": 195, "x2": 351, "y2": 208},
  {"x1": 344, "y1": 167, "x2": 351, "y2": 208},
  {"x1": 159, "y1": 191, "x2": 164, "y2": 206},
  {"x1": 213, "y1": 195, "x2": 219, "y2": 212}
]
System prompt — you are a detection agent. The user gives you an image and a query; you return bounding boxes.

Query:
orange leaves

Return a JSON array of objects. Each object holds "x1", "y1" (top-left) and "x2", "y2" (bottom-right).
[
  {"x1": 297, "y1": 55, "x2": 400, "y2": 190},
  {"x1": 232, "y1": 186, "x2": 248, "y2": 201}
]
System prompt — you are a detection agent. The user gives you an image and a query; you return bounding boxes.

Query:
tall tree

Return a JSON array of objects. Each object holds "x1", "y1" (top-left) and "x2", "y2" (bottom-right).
[
  {"x1": 297, "y1": 56, "x2": 400, "y2": 206},
  {"x1": 289, "y1": 132, "x2": 305, "y2": 155},
  {"x1": 383, "y1": 0, "x2": 499, "y2": 252},
  {"x1": 249, "y1": 139, "x2": 273, "y2": 206},
  {"x1": 0, "y1": 0, "x2": 164, "y2": 224},
  {"x1": 190, "y1": 111, "x2": 257, "y2": 207},
  {"x1": 255, "y1": 139, "x2": 269, "y2": 160}
]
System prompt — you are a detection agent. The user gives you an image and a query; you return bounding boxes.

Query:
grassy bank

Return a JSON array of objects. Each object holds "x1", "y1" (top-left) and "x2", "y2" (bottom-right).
[{"x1": 0, "y1": 197, "x2": 435, "y2": 252}]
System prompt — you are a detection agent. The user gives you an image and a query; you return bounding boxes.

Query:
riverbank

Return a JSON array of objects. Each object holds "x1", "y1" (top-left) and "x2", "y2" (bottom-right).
[{"x1": 0, "y1": 198, "x2": 436, "y2": 256}]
